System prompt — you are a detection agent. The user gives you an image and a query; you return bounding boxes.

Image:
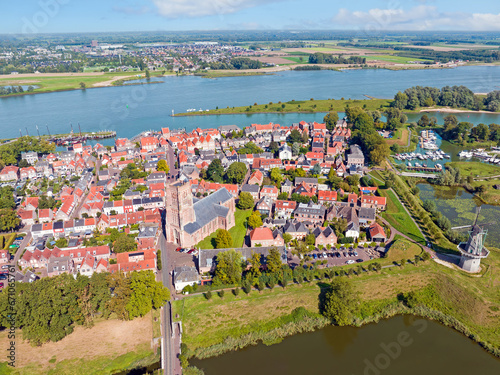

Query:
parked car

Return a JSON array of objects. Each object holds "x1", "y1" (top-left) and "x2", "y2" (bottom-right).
[
  {"x1": 346, "y1": 260, "x2": 355, "y2": 265},
  {"x1": 335, "y1": 252, "x2": 341, "y2": 258},
  {"x1": 1, "y1": 265, "x2": 9, "y2": 269},
  {"x1": 175, "y1": 247, "x2": 182, "y2": 252},
  {"x1": 323, "y1": 252, "x2": 327, "y2": 259},
  {"x1": 15, "y1": 237, "x2": 24, "y2": 241},
  {"x1": 354, "y1": 251, "x2": 358, "y2": 256},
  {"x1": 0, "y1": 275, "x2": 7, "y2": 280},
  {"x1": 313, "y1": 254, "x2": 318, "y2": 259},
  {"x1": 356, "y1": 259, "x2": 364, "y2": 263},
  {"x1": 0, "y1": 282, "x2": 4, "y2": 289},
  {"x1": 343, "y1": 252, "x2": 347, "y2": 257}
]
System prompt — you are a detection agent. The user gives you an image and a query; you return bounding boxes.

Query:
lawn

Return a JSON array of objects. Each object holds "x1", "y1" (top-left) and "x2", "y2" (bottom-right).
[
  {"x1": 196, "y1": 209, "x2": 252, "y2": 249},
  {"x1": 283, "y1": 56, "x2": 309, "y2": 64},
  {"x1": 379, "y1": 188, "x2": 426, "y2": 244},
  {"x1": 446, "y1": 161, "x2": 500, "y2": 179},
  {"x1": 362, "y1": 54, "x2": 433, "y2": 64},
  {"x1": 386, "y1": 125, "x2": 410, "y2": 147},
  {"x1": 176, "y1": 98, "x2": 392, "y2": 116},
  {"x1": 385, "y1": 235, "x2": 423, "y2": 263}
]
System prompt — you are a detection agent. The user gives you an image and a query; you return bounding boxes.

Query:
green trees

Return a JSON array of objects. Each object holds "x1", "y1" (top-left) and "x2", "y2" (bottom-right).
[
  {"x1": 248, "y1": 211, "x2": 263, "y2": 229},
  {"x1": 266, "y1": 247, "x2": 283, "y2": 274},
  {"x1": 237, "y1": 191, "x2": 254, "y2": 210},
  {"x1": 214, "y1": 249, "x2": 243, "y2": 285},
  {"x1": 322, "y1": 278, "x2": 359, "y2": 326},
  {"x1": 157, "y1": 159, "x2": 170, "y2": 173},
  {"x1": 324, "y1": 111, "x2": 339, "y2": 131},
  {"x1": 248, "y1": 252, "x2": 262, "y2": 280},
  {"x1": 0, "y1": 186, "x2": 15, "y2": 209},
  {"x1": 126, "y1": 271, "x2": 170, "y2": 319},
  {"x1": 206, "y1": 159, "x2": 225, "y2": 183},
  {"x1": 113, "y1": 233, "x2": 137, "y2": 253},
  {"x1": 289, "y1": 129, "x2": 302, "y2": 144},
  {"x1": 0, "y1": 271, "x2": 167, "y2": 346},
  {"x1": 215, "y1": 229, "x2": 233, "y2": 249},
  {"x1": 0, "y1": 209, "x2": 20, "y2": 231},
  {"x1": 226, "y1": 162, "x2": 247, "y2": 184},
  {"x1": 270, "y1": 168, "x2": 283, "y2": 185},
  {"x1": 236, "y1": 142, "x2": 263, "y2": 154}
]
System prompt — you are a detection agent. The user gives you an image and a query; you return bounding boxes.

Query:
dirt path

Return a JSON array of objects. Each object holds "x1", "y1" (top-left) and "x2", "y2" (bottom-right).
[{"x1": 92, "y1": 75, "x2": 135, "y2": 87}]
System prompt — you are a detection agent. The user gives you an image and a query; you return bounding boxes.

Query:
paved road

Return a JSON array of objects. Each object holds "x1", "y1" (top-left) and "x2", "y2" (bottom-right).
[
  {"x1": 159, "y1": 229, "x2": 182, "y2": 375},
  {"x1": 9, "y1": 231, "x2": 31, "y2": 268},
  {"x1": 166, "y1": 144, "x2": 177, "y2": 179}
]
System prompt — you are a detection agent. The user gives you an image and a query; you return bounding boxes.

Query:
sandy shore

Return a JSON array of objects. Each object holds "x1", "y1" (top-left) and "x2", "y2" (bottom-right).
[
  {"x1": 92, "y1": 75, "x2": 135, "y2": 87},
  {"x1": 419, "y1": 107, "x2": 499, "y2": 114}
]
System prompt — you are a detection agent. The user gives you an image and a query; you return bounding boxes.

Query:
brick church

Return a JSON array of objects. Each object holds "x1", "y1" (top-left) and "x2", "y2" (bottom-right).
[{"x1": 165, "y1": 180, "x2": 236, "y2": 247}]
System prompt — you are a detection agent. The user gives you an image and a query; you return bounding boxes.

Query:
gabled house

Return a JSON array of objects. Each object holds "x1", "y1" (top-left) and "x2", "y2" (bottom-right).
[
  {"x1": 313, "y1": 226, "x2": 337, "y2": 247},
  {"x1": 249, "y1": 227, "x2": 284, "y2": 247}
]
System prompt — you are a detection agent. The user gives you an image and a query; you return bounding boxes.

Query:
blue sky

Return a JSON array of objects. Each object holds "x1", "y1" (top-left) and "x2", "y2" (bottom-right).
[{"x1": 3, "y1": 0, "x2": 500, "y2": 34}]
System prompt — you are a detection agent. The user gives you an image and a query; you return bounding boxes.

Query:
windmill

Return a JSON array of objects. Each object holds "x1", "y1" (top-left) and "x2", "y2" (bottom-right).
[{"x1": 453, "y1": 207, "x2": 492, "y2": 272}]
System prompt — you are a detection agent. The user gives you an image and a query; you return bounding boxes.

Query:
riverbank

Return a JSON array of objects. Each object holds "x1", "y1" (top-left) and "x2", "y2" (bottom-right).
[
  {"x1": 0, "y1": 70, "x2": 170, "y2": 98},
  {"x1": 174, "y1": 98, "x2": 392, "y2": 116},
  {"x1": 174, "y1": 248, "x2": 500, "y2": 370}
]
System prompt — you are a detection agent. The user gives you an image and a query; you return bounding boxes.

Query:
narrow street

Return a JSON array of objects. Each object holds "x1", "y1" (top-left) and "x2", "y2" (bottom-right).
[{"x1": 159, "y1": 228, "x2": 181, "y2": 375}]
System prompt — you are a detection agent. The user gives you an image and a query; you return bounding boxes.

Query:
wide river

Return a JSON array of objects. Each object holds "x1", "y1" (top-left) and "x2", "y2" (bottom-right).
[
  {"x1": 1, "y1": 66, "x2": 500, "y2": 141},
  {"x1": 191, "y1": 316, "x2": 500, "y2": 375}
]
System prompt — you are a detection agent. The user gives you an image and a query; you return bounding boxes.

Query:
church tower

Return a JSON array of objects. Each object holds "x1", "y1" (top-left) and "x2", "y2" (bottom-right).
[{"x1": 165, "y1": 180, "x2": 195, "y2": 245}]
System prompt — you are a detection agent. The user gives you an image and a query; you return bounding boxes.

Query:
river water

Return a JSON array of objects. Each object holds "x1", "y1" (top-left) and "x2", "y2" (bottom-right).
[
  {"x1": 1, "y1": 66, "x2": 500, "y2": 141},
  {"x1": 191, "y1": 316, "x2": 500, "y2": 375}
]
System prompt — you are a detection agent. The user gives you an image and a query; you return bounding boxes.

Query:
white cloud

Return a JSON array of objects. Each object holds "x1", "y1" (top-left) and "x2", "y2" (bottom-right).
[
  {"x1": 151, "y1": 0, "x2": 282, "y2": 18},
  {"x1": 332, "y1": 5, "x2": 500, "y2": 31}
]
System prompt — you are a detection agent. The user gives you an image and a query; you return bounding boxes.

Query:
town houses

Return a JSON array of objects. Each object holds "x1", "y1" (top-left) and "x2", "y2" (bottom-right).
[{"x1": 3, "y1": 118, "x2": 389, "y2": 286}]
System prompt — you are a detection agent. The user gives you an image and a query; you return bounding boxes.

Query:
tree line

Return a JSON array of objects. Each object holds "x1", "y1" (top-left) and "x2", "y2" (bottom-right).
[
  {"x1": 308, "y1": 53, "x2": 366, "y2": 64},
  {"x1": 0, "y1": 271, "x2": 170, "y2": 346},
  {"x1": 392, "y1": 86, "x2": 500, "y2": 112}
]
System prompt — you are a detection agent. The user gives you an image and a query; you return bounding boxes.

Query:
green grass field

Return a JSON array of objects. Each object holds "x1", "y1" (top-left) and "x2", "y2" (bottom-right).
[
  {"x1": 0, "y1": 71, "x2": 168, "y2": 96},
  {"x1": 446, "y1": 161, "x2": 500, "y2": 178},
  {"x1": 363, "y1": 55, "x2": 433, "y2": 64},
  {"x1": 176, "y1": 98, "x2": 392, "y2": 116},
  {"x1": 283, "y1": 56, "x2": 309, "y2": 64},
  {"x1": 379, "y1": 188, "x2": 426, "y2": 244},
  {"x1": 196, "y1": 209, "x2": 252, "y2": 249}
]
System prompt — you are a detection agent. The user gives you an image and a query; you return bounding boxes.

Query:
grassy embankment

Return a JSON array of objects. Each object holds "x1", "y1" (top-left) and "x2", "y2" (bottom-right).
[
  {"x1": 0, "y1": 70, "x2": 168, "y2": 97},
  {"x1": 173, "y1": 243, "x2": 500, "y2": 362},
  {"x1": 378, "y1": 188, "x2": 426, "y2": 244},
  {"x1": 175, "y1": 98, "x2": 392, "y2": 116},
  {"x1": 196, "y1": 209, "x2": 252, "y2": 249},
  {"x1": 0, "y1": 311, "x2": 161, "y2": 375}
]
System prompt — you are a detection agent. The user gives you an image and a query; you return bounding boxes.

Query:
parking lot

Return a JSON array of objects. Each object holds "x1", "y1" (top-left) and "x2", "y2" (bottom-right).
[{"x1": 288, "y1": 246, "x2": 383, "y2": 268}]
